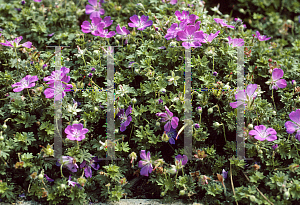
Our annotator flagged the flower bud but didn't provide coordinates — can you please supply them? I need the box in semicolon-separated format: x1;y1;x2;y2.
77;177;87;186
247;124;253;130
2;123;7;130
179;190;185;196
197;107;202;114
45;147;54;156
60;184;66;190
213;122;221;128
129;152;137;161
115;129;119;134
208;108;213;114
131;31;136;37
0;134;4;141
72;120;79;125
116;6;121;11
161;132;169;142
132;98;137;104
38;173;44;180
94;107;99;112
156;122;160;127
161;192;165;196
257;150;263;154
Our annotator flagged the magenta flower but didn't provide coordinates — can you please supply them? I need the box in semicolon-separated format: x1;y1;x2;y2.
202;30;220;43
164;22;188;41
175;11;199;24
138;150;153;177
88;73;92;78
156;106;179;132
56;156;78;172
116;105;132;132
85;0;105;19
162;0;177;4
116;24;130;35
128;15;153;31
21;0;26;5
254;31;271;41
11;75;38;92
249;125;277;141
97;27;116;38
33;0;41;2
269;68;287;90
44;82;73;101
48;33;54;36
64;123;89;141
230;84;258;109
285;109;300;140
81;17;105;36
214;18;235;29
177;25;205;49
228;36;244;47
80;156;101;178
43;67;73;101
0;36;32;48
43;67;70;85
158;99;163;104
100;16;113;28
195;124;200;129
91;67;96;72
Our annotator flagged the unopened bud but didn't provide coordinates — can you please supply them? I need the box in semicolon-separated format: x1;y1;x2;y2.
247;124;253;130
208;108;213;114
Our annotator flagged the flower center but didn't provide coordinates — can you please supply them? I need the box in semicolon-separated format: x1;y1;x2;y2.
120;114;127;123
21;79;28;88
186;35;194;43
94;4;100;11
90;23;97;32
73;129;80;138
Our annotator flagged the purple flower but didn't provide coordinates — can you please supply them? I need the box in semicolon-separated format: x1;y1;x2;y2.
167;127;177;144
116;24;130;36
116;105;132;132
228;36;244;47
80;156;101;178
44;82;73;101
34;0;41;2
11;75;38;92
214;18;235;29
43;67;73;101
48;33;54;36
43;64;47;69
64;123;89;141
162;0;177;5
158;46;166;50
15;8;22;11
81;17;105;36
156;106;179;132
175;155;188;166
21;1;26;5
138;150;153;176
230;84;258;108
68;175;82;189
285;109;300;140
88;73;92;78
175;11;199;24
222;169;228;179
91;67;96;72
194;124;200;129
85;0;105;19
202;30;220;43
292;80;296;85
254;31;271;41
97;27;116;38
128;15;153;31
187;4;194;7
19;193;25;198
213;71;218;76
56;156;78;172
164;22;187;41
269;68;287;90
128;61;135;68
272;144;278;150
0;36;32;48
44;174;54;182
158;99;163;104
249;125;277;141
177;25;205;49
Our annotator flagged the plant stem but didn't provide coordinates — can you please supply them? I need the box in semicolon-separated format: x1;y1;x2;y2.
15;48;19;76
27;88;33;108
60;165;65;178
271;88;277;112
217;105;226;141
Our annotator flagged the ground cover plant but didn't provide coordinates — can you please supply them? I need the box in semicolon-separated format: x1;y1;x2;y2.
0;0;300;204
